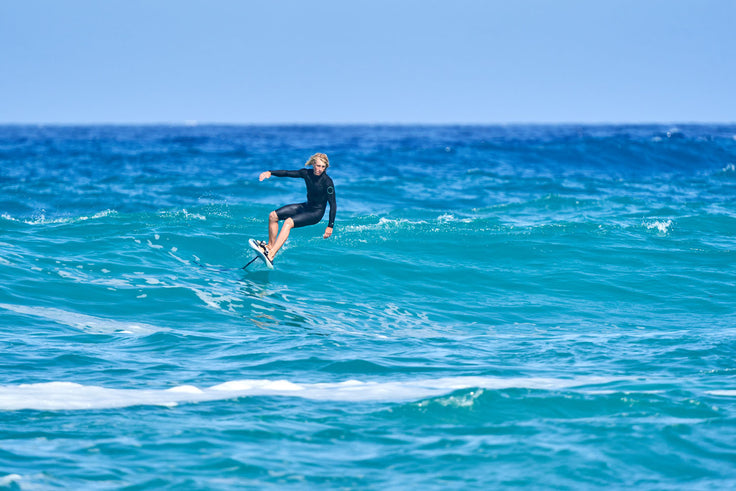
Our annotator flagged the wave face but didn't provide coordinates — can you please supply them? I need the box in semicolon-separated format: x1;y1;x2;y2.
1;124;736;489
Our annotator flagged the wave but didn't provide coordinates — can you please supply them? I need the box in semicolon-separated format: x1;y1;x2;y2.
707;390;736;397
0;475;21;487
0;303;165;335
0;209;117;225
0;376;633;411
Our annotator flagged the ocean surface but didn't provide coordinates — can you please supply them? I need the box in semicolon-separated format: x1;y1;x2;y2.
1;124;735;489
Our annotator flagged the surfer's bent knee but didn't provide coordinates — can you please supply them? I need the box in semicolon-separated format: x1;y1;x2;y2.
284;218;294;228
269;211;279;221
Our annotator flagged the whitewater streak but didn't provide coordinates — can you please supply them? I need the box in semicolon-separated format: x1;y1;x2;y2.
0;376;633;410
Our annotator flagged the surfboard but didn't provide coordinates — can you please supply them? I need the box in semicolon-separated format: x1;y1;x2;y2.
247;238;274;270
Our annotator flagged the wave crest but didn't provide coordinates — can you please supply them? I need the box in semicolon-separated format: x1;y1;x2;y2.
0;376;630;411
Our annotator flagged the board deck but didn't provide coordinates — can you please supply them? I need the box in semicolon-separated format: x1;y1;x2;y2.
248;238;274;269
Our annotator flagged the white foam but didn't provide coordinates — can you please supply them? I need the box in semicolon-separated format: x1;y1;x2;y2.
645;219;672;234
147;239;164;249
378;217;425;226
160;209;206;221
191;287;241;313
21;209;116;225
169;251;191;265
343;217;427;233
437;213;473;223
0;303;164;335
0;474;22;486
0;376;629;411
706;390;736;396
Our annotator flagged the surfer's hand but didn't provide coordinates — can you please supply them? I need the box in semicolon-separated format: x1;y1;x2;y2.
323;227;333;239
259;171;271;181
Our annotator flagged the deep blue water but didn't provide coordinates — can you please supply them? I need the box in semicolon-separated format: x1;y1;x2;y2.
1;124;736;489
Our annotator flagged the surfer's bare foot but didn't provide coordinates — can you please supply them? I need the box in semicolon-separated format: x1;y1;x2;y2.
258;242;275;261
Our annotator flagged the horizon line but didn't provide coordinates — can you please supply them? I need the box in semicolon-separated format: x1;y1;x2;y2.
2;120;735;127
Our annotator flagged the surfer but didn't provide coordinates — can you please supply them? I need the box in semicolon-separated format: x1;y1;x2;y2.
253;153;336;267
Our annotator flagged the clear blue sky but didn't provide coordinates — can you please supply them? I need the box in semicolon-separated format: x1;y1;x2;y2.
1;0;734;124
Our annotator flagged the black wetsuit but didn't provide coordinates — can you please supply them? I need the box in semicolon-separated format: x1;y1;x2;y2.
270;168;336;229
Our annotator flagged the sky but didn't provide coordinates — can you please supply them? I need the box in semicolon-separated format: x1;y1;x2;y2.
1;0;734;124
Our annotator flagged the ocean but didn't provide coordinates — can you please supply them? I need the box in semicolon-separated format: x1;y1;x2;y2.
1;124;735;489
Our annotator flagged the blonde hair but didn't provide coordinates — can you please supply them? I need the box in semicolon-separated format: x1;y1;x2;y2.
305;153;329;168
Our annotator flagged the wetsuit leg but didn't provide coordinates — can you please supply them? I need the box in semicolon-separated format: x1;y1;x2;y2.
275;203;306;221
274;202;325;229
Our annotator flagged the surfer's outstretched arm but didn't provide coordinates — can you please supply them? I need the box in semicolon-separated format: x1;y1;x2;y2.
261;170;304;180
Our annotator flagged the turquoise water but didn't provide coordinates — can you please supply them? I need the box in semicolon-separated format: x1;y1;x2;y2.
1;124;735;489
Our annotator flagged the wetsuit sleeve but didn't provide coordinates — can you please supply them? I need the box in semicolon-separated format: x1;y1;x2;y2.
327;181;336;228
270;169;305;178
